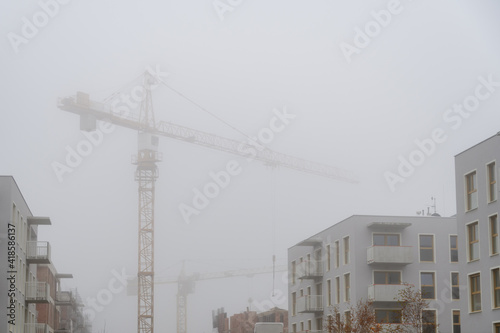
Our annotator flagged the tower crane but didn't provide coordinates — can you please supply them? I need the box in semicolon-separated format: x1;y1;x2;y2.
128;264;288;333
57;71;357;333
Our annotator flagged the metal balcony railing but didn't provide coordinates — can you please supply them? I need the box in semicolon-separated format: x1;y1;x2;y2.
297;295;323;313
56;291;74;306
25;282;50;303
24;323;49;333
297;260;323;279
26;241;51;264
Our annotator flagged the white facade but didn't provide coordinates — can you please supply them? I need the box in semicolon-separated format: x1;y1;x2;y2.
455;133;500;333
288;215;460;333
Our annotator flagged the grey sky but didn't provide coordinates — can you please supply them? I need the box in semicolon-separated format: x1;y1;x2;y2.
1;0;500;332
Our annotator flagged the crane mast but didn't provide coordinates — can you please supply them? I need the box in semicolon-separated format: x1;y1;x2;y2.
134;73;160;333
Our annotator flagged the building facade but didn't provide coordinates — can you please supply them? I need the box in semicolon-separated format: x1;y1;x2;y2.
288;215;460;333
455;133;500;333
1;176;90;333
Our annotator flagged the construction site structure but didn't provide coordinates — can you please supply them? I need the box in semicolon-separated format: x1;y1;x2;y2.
58;71;357;333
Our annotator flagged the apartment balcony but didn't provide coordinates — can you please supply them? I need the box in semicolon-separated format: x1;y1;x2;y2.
56;291;75;306
25;282;50;303
26;241;51;264
367;246;413;265
25;323;50;333
368;284;409;302
297;260;323;280
55;319;72;333
297;295;323;314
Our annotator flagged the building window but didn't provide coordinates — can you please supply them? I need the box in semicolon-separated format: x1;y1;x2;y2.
344;273;350;302
422;310;437;333
343;237;350;265
335;277;340;304
493;268;500;309
491;215;499;255
488;162;497;202
300;322;303;332
334;241;340;268
467;222;480;261
466;171;478;210
420;235;434;262
292;323;296;333
326;244;331;271
450;235;458;262
495;322;500;333
421;272;436;299
291;261;296;284
375;309;401;324
452;310;460;333
451;272;460;300
373;233;400;246
327;279;332;306
307;320;311;331
316;318;322;331
469;273;481;312
292;292;296;316
374;271;401;285
345;310;351;328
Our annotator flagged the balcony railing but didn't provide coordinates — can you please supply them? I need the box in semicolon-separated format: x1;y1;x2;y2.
56;291;74;306
297;260;323;280
25;323;50;333
26;241;51;264
25;282;50;303
297;295;323;313
367;246;413;264
55;319;73;333
368;284;410;302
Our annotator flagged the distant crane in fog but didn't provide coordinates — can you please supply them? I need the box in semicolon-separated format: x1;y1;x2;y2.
58;71;357;333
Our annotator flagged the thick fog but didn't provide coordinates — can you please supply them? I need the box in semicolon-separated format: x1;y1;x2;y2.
1;1;500;332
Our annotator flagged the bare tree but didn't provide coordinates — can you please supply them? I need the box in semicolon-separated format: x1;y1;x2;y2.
385;285;439;333
324;299;383;333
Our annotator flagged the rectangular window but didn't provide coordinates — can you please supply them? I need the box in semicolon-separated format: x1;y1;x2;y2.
421;272;436;299
374;271;401;285
468;222;480;261
291;261;296;284
450;235;459;262
422;310;437;333
488;162;497;202
292;323;296;333
451;272;460;300
335;277;340;304
345;311;351;329
493;268;500;309
375;309;401;324
326;244;331;271
495;323;500;333
316;318;322;331
343;237;350;265
469;273;481;312
420;235;434;262
327;279;332;306
307;320;311;331
334;241;340;268
300;322;304;332
491;215;499;255
344;273;350;302
373;233;400;246
292;292;296;316
452;310;460;333
466;171;478;210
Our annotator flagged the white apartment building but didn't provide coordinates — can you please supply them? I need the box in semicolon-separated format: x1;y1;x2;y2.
455;133;500;333
288;215;460;333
